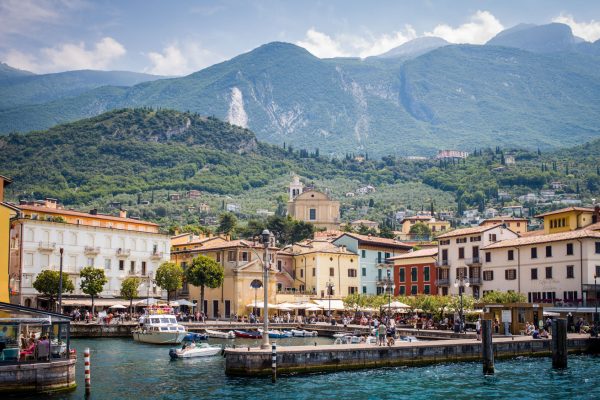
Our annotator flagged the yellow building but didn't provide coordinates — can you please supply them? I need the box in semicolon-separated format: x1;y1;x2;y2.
0;176;19;303
479;217;529;235
535;207;597;234
286;176;340;230
400;216;451;235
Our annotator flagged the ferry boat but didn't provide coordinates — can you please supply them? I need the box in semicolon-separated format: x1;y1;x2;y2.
132;306;188;344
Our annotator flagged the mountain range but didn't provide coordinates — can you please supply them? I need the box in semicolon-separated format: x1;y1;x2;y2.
1;22;600;156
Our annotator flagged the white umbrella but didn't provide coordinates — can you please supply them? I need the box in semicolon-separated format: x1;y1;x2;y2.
305;305;322;312
175;299;196;307
109;304;127;309
246;301;276;308
277;307;293;312
276;302;298;309
292;302;315;309
389;301;411;309
135;298;159;306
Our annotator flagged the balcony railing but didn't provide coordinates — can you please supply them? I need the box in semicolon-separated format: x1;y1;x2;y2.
84;246;100;255
468;277;482;285
435;278;450;286
150;251;163;260
116;248;131;257
464;257;481;266
38;242;56;252
437;259;450;268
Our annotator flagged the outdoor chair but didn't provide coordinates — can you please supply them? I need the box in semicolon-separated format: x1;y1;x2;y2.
35;342;50;361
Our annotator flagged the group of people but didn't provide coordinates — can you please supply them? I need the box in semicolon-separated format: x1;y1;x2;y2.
18;332;50;361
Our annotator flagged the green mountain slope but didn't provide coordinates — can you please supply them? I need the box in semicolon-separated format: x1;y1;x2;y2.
0;68;166;110
2;41;600;157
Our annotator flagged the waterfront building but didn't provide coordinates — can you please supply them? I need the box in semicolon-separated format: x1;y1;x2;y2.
332;233;412;295
8;199;170;308
436;224;519;298
479;217;529;234
170;236;289;318
387;248;438;296
0;176;19;303
481;228;600;305
287;176;340;231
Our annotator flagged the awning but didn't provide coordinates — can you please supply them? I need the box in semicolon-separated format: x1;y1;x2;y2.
109;304;127;309
312;299;346;311
543;311;561;317
60;298;129;307
175;299;196;307
246;301;276;308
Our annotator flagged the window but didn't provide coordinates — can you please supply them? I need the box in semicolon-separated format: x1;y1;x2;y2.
312;268;315;277
424;285;430;294
348;269;357;278
399;286;406;295
469;236;481;242
348;287;358;295
141;261;146;276
377;252;382;263
241;252;248;262
546;246;552;257
489;234;497;242
440;240;450;246
531;268;538;280
441;249;448;263
399;268;405;282
130;261;135;273
361;267;366;277
485;252;491;262
329;267;334;277
411;285;418;295
505;269;516;280
119;260;124;271
596;242;600;254
309;208;316;220
216;253;221;262
597;265;600;276
385;252;391;259
228;251;236;262
378;269;382;279
508;250;514;261
483;271;494;281
531;247;537;259
456;267;467;280
458;247;465;259
87;257;94;267
277;260;282;272
566;265;574;279
362;286;367;294
456;238;467;244
545;266;552;279
411;267;418;282
300;269;304;278
361;250;366;258
424;267;430;282
566;243;574;256
104;259;111;270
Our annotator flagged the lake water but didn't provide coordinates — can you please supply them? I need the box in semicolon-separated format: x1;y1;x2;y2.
21;337;600;400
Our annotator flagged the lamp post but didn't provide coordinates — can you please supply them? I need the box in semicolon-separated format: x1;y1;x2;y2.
454;270;470;333
261;229;272;349
385;269;394;317
250;279;263;322
326;281;335;322
58;248;64;313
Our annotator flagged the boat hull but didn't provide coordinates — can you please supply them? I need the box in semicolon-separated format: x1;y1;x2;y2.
234;330;262;339
169;346;221;359
133;330;187;344
205;329;235;339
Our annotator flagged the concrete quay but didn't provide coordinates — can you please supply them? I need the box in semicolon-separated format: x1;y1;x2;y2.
224;334;592;376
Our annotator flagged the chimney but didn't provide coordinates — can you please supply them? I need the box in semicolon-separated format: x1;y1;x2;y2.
44;198;58;209
119;209;127;219
89;209;97;215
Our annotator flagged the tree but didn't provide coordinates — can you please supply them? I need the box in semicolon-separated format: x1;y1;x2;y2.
409;222;431;238
120;277;141;314
217;212;237;235
481;291;526;304
80;267;108;312
32;270;75;312
185;255;224;315
155;262;184;304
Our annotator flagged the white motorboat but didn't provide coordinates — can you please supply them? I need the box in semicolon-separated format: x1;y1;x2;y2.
204;329;235;339
133;308;187;344
291;329;318;337
169;343;222;359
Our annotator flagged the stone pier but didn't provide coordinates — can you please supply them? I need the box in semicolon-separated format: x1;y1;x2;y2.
0;358;77;394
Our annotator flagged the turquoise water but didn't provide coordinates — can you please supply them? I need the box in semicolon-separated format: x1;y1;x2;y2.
23;338;600;400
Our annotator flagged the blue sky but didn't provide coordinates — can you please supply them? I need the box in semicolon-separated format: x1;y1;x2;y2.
1;0;600;75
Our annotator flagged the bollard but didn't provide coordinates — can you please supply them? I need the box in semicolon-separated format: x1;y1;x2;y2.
552;319;568;369
481;319;494;375
84;347;91;394
271;343;277;383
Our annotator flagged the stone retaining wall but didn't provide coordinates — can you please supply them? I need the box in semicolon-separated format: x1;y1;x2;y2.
0;358;76;394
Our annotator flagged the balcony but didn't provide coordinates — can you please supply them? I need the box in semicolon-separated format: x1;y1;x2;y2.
150;251;163;260
437;259;450;268
464;257;481;266
468;277;482;285
38;242;56;252
116;248;131;258
435;278;450;286
84;246;100;256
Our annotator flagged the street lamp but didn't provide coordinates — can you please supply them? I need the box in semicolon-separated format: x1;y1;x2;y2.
454;270;470;333
58;248;64;313
261;229;272;349
383;269;394;317
326;281;335;322
250;279;263;321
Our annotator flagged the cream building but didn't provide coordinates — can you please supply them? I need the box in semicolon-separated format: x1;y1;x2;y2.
286;177;340;230
479;217;529;235
400;216;451;235
9;200;170;308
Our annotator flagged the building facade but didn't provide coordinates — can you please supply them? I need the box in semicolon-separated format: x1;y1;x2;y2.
436;224;519;298
9;200;170;308
388;248;438;296
333;233;412;295
479;217;529;235
1;176;19;303
286;176;340;230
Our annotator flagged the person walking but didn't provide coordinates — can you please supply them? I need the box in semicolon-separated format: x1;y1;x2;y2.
476;318;482;341
378;323;386;346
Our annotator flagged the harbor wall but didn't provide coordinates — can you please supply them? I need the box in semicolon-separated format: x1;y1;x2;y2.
0;358;76;394
224;336;591;376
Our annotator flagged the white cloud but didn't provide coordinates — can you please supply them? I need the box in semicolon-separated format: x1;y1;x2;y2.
425;10;503;44
553;14;600;42
296;26;417;58
144;42;219;76
3;37;126;73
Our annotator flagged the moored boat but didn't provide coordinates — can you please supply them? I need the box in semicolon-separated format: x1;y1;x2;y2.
234;330;262;339
291;329;318;337
132;306;188;344
183;332;208;341
169;343;222;359
204;329;235;339
259;329;292;338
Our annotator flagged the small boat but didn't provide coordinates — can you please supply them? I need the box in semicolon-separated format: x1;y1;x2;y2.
259;329;292;339
204;329;235;339
234;330;262;339
333;332;348;339
291;329;319;337
183;332;208;341
132;310;187;344
169;343;222;359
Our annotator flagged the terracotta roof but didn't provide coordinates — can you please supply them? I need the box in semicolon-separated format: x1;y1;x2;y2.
534;207;594;218
518;230;545;237
482;229;600;250
291;240;357;256
402;216;433;221
435;224;503;239
334;233;412;249
0;175;13;185
479;217;528;224
586;222;600;231
387;248;437;260
17;204;158;226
